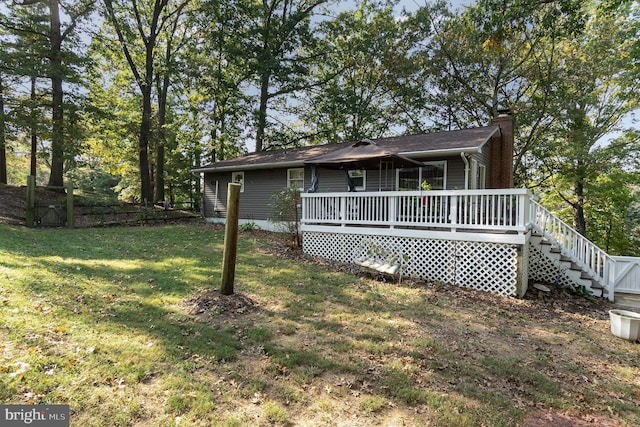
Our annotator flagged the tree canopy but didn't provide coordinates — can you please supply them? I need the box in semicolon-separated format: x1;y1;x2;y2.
2;0;639;253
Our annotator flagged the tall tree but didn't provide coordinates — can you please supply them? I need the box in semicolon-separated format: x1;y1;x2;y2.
540;131;640;254
84;30;143;200
249;0;330;151
1;1;50;181
535;2;640;235
103;0;190;202
1;0;92;187
0;21;7;184
47;0;65;187
0;74;6;184
412;0;585;181
297;0;425;145
153;0;191;202
192;0;252;162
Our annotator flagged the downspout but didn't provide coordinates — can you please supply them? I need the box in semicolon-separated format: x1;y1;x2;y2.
214;180;219;216
461;152;470;190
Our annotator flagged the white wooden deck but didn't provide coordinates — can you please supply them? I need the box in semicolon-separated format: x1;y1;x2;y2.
302;189;531;244
300;189;640;301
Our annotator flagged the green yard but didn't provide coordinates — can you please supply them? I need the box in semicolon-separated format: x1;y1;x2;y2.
0;224;638;426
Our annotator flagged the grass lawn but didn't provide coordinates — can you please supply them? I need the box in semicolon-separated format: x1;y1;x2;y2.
0;223;639;426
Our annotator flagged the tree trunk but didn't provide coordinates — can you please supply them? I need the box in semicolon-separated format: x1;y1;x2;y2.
573;178;587;236
210;127;217;163
154;72;169;203
255;69;270;152
139;81;153;202
193;147;201;211
138;30;157;203
0;75;7;184
30;76;38;177
47;0;65;188
154;138;164;202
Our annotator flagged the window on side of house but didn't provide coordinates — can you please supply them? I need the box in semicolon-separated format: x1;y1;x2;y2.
470;159;486;189
422;161;446;190
287;168;305;190
348;170;366;191
478;165;486;189
231;171;244;192
397;167;420;191
397;161;446;191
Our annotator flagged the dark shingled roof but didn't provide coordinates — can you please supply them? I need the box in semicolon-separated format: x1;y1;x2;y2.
192;126;500;173
305;140;425;170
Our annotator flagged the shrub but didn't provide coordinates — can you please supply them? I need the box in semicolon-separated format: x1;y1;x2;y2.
269;188;302;247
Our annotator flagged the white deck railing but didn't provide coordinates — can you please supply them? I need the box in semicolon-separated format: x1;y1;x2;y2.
529;200;615;297
301;189;531;233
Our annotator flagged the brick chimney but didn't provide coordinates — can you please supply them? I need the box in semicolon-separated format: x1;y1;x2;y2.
488;110;514;189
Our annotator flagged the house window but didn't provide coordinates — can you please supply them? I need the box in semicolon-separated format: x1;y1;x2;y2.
397;161;446;190
287;168;305;190
348;170;366;191
470;159;486;189
398;168;420;191
422;161;446;190
478;165;486;189
231;171;244;192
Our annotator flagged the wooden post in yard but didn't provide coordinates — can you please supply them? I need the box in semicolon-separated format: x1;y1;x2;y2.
220;182;241;295
66;180;74;229
26;175;35;227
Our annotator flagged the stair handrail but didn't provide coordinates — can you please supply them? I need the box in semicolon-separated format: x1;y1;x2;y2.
530;200;615;300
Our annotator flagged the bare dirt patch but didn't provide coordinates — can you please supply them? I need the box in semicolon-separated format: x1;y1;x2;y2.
184;289;260;320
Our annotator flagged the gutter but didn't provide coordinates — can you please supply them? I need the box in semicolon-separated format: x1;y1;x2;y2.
191;160;306;174
399;146;483;158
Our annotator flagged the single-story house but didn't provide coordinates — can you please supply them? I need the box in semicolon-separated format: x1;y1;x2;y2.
192;112;640;302
193;113;515;227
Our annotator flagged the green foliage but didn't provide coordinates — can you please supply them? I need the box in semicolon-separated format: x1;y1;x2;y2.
297;0;427;143
67;167;118;204
360;396;386;413
263;401;289;425
239;222;259;232
166;393;190;415
2;0;639;254
539;128;640;255
245;0;330;151
245;327;272;345
268;188;302;247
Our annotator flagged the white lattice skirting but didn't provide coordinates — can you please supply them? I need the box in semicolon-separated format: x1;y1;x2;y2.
528;243;577;289
303;231;527;297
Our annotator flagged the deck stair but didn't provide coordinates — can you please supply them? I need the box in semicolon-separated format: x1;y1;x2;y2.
528;231;607;298
529;201;610;299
